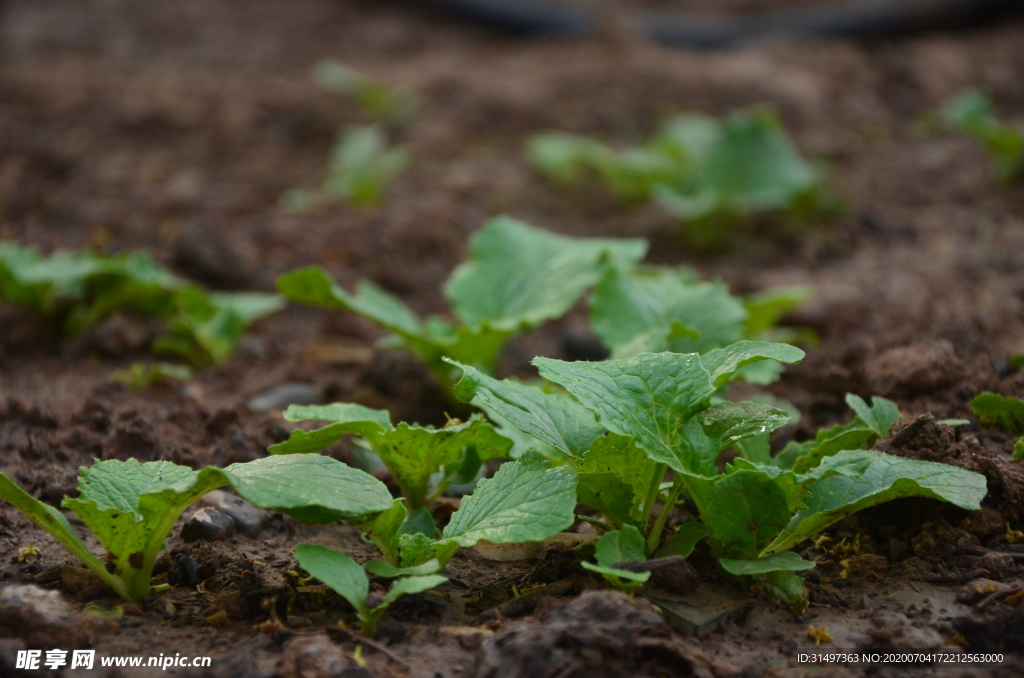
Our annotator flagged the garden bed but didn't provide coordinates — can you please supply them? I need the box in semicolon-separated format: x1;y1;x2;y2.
2;0;1024;676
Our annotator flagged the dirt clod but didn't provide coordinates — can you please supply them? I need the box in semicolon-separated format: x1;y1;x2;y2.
862;340;966;397
279;634;350;678
0;584;94;648
650;558;701;595
477;590;702;678
974;552;1018;581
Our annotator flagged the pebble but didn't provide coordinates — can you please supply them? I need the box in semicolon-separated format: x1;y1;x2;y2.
0;585;93;648
247;382;319;413
279;634;350;678
180;508;236;543
198;490;267;538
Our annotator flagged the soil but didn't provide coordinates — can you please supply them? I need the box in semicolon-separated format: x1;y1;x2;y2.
3;0;1024;676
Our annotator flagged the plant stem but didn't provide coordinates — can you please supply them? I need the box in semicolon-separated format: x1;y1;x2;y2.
640;463;668;533
423;481;451;508
647;475;685;556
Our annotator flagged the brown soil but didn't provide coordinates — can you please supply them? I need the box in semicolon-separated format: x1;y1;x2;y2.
3;0;1024;676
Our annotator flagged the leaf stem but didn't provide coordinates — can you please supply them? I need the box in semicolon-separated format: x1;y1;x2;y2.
640;463;668;534
646;475;685;556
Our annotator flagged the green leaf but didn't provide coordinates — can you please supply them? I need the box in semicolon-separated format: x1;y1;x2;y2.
756;569;806;606
708;469;790;559
446;359;603;458
399;533;437;568
763;450;987;556
321;125;411;208
374;418;511;508
971;392;1024;435
580;562;651;593
0;472;130;601
577;434;658;523
365;559;442;578
590;266;747;357
734;433;772;465
593;524;646;567
845;394;900;438
699;340;805;388
656;522;707;559
380;574;448;607
444;215;647;332
699;401;793;451
441;452;578;548
294;544;369;614
225;454;395;524
355;500;408;566
534;352;718;477
269;403;392;455
719;551;816;575
743;286;815;339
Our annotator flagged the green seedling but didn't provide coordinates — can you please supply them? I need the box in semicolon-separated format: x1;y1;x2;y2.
293;544;446;637
527;108;838;248
283;61;417;212
932;89;1024;182
447;345;987;606
0;456;393;602
110;362;192;390
970;392;1024;459
0;243;283;366
277;216;647;399
270;404;511;510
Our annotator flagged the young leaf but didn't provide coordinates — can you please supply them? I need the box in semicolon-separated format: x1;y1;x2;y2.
365;559;442;577
756;569;807;607
719;551;816;576
294;544;370;615
707;469;790;559
441;451;578;548
444;215;647;332
971;392;1024;435
762;451;987;556
699;401;793;452
582;525;652;595
589;266;747;357
743;286;815;339
446;358;603;458
845;394;900;439
534;352;718;477
699;340;805;388
270;403;392;455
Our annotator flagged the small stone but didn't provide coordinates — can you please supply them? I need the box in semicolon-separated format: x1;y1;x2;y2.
198;490;267;538
650;558;701;595
180;508;235;543
859;593;874;610
247;383;319;413
280;634;349;678
975;552;1017;581
0;585;92;648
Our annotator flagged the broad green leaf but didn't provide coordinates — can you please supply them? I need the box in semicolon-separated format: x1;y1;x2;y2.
525;133;604;184
444;215;647;332
656;522;707;559
276;266;422;338
446;359;603;458
590;266;747;357
699;401;793;452
734;433;772;465
269;403;392;455
442;452;578;547
708;469;790;559
845;394;900;438
399;533;437;568
580;562;650;593
577;434;658;522
763;451;987;556
593;524;646;567
225;454;395;524
374;418;511;508
719;551;815;575
321;125;411;208
365;559;442;578
778;420;874;474
381;574;448;607
0;472;129;600
534;352;718;477
294;545;369;614
699;341;805;388
971;392;1024;435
